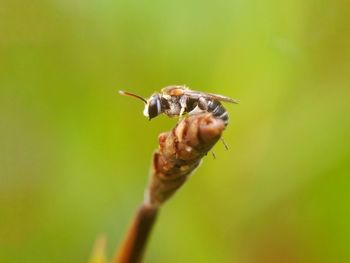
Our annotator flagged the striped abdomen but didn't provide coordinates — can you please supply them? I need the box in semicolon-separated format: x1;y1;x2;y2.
206;99;229;126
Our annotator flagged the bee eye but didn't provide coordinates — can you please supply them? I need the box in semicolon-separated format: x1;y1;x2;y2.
148;96;160;119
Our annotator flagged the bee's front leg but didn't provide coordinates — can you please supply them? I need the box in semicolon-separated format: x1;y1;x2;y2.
179;107;185;117
178;96;188;120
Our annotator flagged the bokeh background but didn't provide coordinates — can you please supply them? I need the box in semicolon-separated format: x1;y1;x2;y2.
1;0;350;262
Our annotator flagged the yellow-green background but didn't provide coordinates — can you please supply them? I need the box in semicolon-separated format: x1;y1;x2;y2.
1;1;349;262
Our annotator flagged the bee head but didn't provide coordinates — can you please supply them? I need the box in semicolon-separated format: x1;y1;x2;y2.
144;94;161;120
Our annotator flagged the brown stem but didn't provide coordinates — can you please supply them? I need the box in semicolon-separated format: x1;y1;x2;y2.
114;204;158;263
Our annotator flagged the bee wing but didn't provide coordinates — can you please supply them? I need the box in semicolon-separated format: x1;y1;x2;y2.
182;89;238;104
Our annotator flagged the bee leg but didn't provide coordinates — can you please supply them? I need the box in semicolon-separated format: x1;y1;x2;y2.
211;151;216;159
220;137;229;150
179;106;186;117
176;108;185;121
178;96;188;120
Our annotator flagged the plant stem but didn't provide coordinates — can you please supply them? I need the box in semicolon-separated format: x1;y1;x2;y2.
114;204;158;263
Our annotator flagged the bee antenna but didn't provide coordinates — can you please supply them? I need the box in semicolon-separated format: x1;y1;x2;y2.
119;90;147;104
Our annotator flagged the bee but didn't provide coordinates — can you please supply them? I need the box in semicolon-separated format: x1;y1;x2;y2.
119;85;238;126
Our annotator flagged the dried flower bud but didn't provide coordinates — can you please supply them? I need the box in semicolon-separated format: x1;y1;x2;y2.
145;113;225;207
114;113;227;263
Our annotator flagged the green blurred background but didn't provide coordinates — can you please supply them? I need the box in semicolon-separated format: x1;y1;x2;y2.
1;0;349;262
